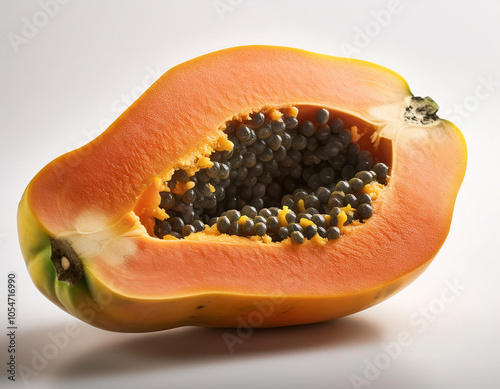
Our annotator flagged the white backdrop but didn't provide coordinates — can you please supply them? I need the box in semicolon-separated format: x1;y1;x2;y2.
1;1;499;388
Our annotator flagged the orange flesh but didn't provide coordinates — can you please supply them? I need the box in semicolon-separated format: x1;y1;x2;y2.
24;46;466;303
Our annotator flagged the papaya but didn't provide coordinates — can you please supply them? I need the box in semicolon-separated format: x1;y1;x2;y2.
18;46;467;332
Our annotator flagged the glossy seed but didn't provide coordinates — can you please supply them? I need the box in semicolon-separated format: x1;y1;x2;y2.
277;226;289;240
373;162;389;178
315;108;329;124
348;177;364;193
182;224;196;237
241;205;258;218
160;192;176;209
304;224;318;239
266;216;280;234
192;219;205;232
357;203;373;219
255;222;267;236
299;120;315;137
358;193;372;205
291;230;305;244
326;226;341;240
170;217;185;233
311;214;327;229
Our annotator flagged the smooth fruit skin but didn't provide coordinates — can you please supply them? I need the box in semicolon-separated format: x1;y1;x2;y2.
18;46;467;332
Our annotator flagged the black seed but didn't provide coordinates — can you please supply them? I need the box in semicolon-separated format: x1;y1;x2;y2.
235;166;248;181
218;163;230;179
285;210;297;224
358;193;372;205
348;143;360;156
206;162;220;178
243;176;257;187
192;219;205;232
289;164;303;179
324;141;339;158
257;125;272;139
373;162;389;179
291;134;307;151
249;197;264;210
258;171;273;185
272;120;286;135
281;194;295;209
315;108;330;124
215;186;225;202
341;165;356;180
329;207;342;225
170;231;182;239
326;226;341;240
264;159;279;174
259;208;272;218
319;167;335;184
287;223;303;234
355;171;374;185
335;180;351;193
293;189;308;203
173;169;189;183
255;222;267;236
238;186;251;201
291;230;305;244
204;194;217;209
357;203;373;219
182;224;196;237
228;221;240;235
183;211;196;224
170;217;185;233
266;216;280;234
249;112;265;128
328;192;344;209
348;177;364;193
315;124;331;141
307;174;322;191
249;161;264;177
304;224;318;239
343;194;359;208
281;132;292;149
254;215;267;224
274;146;287;162
267;134;282;151
224;121;235;134
241;205;258;218
339;129;352;145
252;139;267;155
182;188;196;203
269;207;280;216
160;192;176;209
304;207;319;215
304;195;321;210
257;146;274;162
222;148;233;160
311;214;327;228
230;154;243;169
253;182;267;198
277;226;289;240
356;161;373;172
283;116;298;130
330;118;343;133
242;219;255;236
297;212;312;221
226;210;241;222
307;136;319;151
299;120;315;137
315;187;331;204
157;220;172;236
236;125;251;142
330;154;347;170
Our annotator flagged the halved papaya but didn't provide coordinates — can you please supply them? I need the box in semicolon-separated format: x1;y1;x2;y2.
18;46;466;332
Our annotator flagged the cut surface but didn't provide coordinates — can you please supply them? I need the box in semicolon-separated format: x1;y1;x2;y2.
18;46;467;331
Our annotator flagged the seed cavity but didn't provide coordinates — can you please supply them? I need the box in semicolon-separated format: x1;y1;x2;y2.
152;106;390;244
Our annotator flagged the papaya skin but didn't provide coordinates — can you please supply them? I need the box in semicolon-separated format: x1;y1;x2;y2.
18;46;467;332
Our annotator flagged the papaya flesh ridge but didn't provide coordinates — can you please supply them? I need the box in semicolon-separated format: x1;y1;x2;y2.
17;46;467;332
